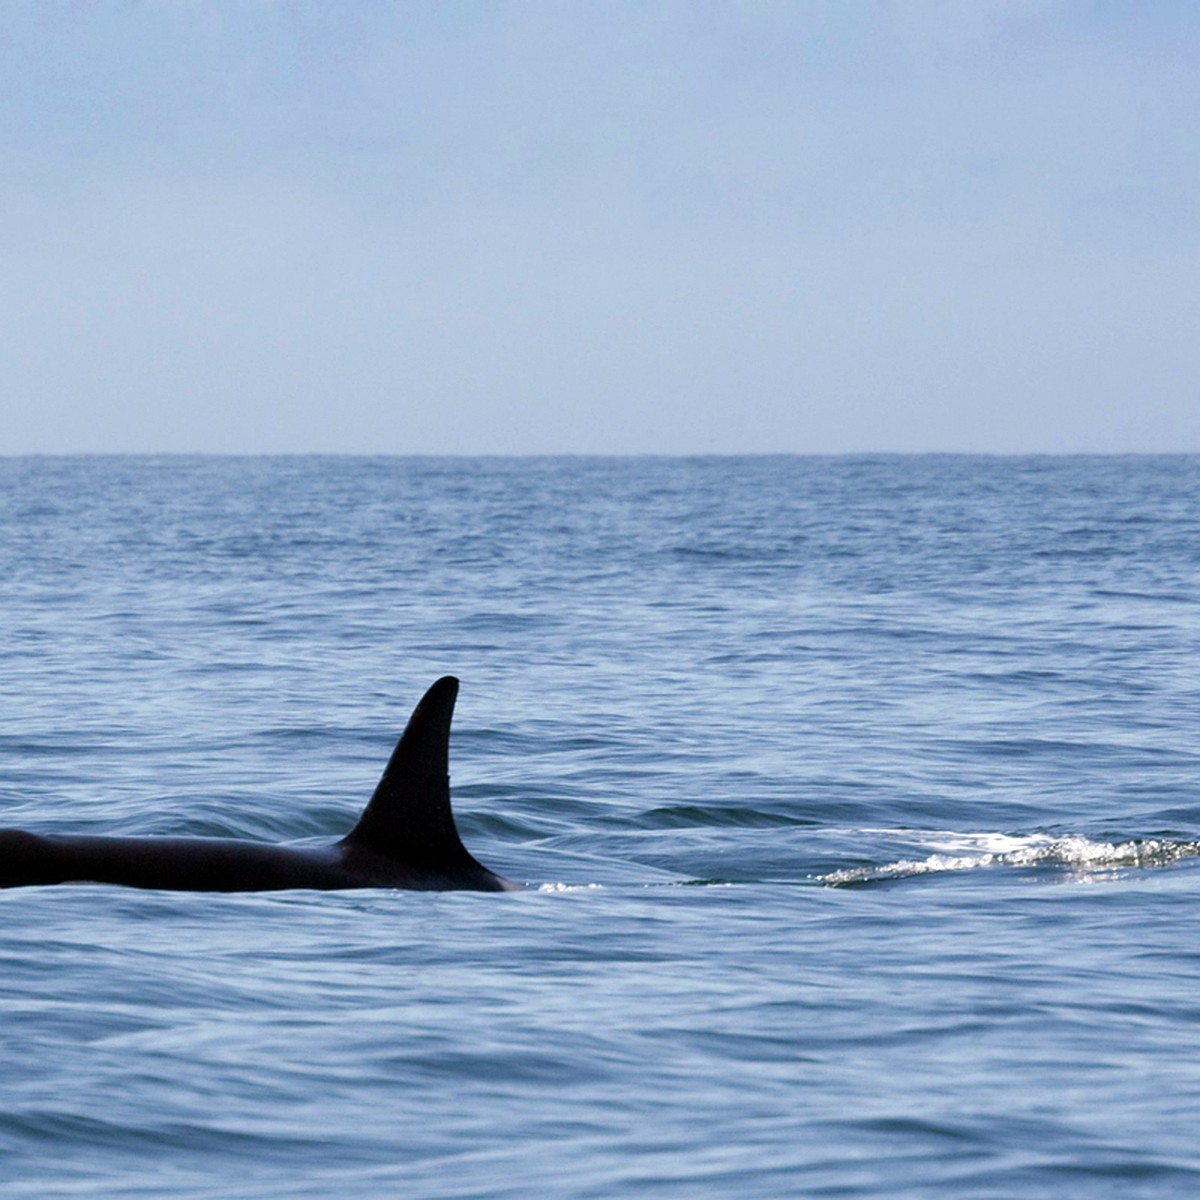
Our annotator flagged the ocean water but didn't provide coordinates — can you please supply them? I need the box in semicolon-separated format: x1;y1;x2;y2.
1;454;1199;1198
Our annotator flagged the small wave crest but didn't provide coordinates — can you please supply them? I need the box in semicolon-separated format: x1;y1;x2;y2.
822;831;1200;886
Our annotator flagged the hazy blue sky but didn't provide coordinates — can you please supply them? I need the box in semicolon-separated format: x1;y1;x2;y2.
3;2;1197;454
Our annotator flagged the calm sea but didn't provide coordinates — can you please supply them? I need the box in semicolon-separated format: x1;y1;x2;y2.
1;455;1199;1198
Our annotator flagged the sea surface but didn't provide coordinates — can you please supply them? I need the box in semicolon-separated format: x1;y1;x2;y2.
1;454;1199;1198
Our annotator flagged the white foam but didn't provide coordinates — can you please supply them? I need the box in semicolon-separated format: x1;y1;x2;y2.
822;833;1200;886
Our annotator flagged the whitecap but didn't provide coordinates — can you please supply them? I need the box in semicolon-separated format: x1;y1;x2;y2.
822;833;1200;886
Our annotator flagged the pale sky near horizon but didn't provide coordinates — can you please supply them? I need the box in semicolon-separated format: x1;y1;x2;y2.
2;2;1197;455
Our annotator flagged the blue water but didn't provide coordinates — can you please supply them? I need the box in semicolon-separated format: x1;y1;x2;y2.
2;455;1199;1198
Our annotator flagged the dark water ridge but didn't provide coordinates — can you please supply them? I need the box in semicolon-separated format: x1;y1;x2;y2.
2;455;1199;1197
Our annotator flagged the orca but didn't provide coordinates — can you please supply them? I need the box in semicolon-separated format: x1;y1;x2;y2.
0;677;518;893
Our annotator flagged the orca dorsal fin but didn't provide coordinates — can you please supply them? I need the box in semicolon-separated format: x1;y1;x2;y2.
341;676;488;879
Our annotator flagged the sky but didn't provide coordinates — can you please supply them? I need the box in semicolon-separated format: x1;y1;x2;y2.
2;1;1197;455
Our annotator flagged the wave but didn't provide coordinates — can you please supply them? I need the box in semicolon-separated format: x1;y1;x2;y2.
822;830;1200;886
